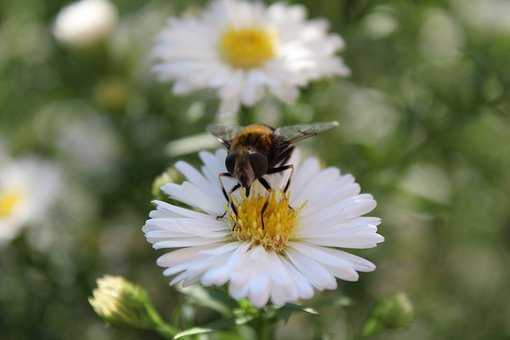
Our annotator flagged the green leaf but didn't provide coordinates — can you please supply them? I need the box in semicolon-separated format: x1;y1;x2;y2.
362;319;383;337
177;285;234;317
361;293;414;337
283;303;319;315
173;327;213;339
335;296;353;307
173;317;252;339
273;303;319;323
208;287;240;310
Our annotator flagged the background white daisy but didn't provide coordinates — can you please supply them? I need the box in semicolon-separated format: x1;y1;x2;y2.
152;0;350;115
143;149;383;307
53;0;118;49
0;156;62;243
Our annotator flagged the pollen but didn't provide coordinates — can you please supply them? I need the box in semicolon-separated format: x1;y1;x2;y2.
229;190;298;253
219;26;277;69
0;190;22;218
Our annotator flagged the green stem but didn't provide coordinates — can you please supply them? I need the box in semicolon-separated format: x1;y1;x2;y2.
147;304;178;339
239;106;257;126
255;317;274;340
154;323;178;339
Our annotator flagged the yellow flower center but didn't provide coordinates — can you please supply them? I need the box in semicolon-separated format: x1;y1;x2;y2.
0;190;22;218
219;27;277;69
229;190;298;253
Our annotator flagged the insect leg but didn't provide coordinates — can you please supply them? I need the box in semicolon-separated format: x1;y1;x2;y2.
258;177;272;229
267;164;295;211
267;164;294;193
218;172;233;201
258;177;272;192
230;183;241;194
217;173;239;220
274;145;295;167
229;183;241;219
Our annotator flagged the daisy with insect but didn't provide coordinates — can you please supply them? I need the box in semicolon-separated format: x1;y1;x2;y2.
152;0;350;115
143;123;383;307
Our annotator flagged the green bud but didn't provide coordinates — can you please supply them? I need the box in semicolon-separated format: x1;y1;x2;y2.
235;299;260;318
362;292;414;336
152;167;182;199
94;78;129;112
89;275;175;337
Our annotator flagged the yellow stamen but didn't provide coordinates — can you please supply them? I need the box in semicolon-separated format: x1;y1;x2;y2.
229;190;298;253
219;26;277;69
0;191;22;218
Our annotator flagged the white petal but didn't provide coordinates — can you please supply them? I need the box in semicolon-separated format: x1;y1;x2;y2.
280;257;314;299
302;176;361;215
152;238;223;249
175;161;218;197
149;200;213;221
285;248;337;290
302;233;385;249
300;194;377;226
156;244;220;267
297;216;381;237
268;252;298;304
199;242;241;256
310;247;376;272
162;182;224;215
144;218;227;235
289;242;359;281
201;243;249;286
270;282;289;307
229;278;250;300
199;149;226;173
289;157;321;205
247;275;271;307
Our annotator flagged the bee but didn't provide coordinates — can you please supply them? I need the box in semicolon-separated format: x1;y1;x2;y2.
208;121;339;226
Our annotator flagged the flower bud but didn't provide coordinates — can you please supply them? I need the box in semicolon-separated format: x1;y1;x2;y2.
362;292;414;336
89;275;160;330
152;167;182;199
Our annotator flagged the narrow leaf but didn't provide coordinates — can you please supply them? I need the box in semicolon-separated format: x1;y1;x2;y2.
177;285;233;316
274;303;319;323
173;327;212;339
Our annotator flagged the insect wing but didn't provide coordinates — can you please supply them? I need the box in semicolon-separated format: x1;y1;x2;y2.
274;121;339;143
207;124;242;146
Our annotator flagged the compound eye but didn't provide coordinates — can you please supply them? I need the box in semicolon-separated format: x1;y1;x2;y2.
248;152;268;178
225;153;237;173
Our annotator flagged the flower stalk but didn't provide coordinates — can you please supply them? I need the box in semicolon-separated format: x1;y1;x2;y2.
255;315;275;340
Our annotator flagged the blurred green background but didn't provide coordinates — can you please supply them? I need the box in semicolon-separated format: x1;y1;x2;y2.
1;0;510;339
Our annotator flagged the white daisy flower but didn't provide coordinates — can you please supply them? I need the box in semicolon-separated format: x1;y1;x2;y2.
53;0;118;49
152;0;350;115
0;157;62;243
143;150;383;307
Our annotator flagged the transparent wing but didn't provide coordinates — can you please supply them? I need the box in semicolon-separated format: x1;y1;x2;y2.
207;124;242;146
274;121;339;143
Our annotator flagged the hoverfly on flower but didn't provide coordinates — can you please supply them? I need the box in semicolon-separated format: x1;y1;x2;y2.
208;122;338;227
